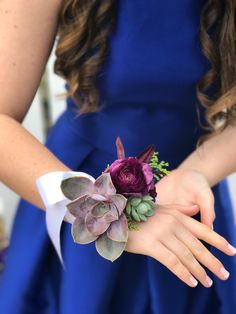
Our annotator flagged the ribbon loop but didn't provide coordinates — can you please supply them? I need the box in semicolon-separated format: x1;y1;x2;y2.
36;171;95;268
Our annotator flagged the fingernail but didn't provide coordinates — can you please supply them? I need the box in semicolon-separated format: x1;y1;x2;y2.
220;267;230;279
205;275;213;287
211;224;214;230
189;276;198;287
228;244;236;254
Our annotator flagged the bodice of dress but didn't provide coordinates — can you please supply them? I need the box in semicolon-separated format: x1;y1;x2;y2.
64;0;210;169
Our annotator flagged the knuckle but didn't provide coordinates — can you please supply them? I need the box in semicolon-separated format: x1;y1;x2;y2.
182;249;194;262
190;259;204;275
212;210;216;220
217;236;228;247
167;255;181;270
209;192;215;203
191;239;204;253
210;258;222;270
195;268;208;282
155;221;171;237
170;209;179;216
201;224;212;237
164;214;176;226
176;265;189;280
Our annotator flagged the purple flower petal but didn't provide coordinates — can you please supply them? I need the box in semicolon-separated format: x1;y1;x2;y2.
61;176;94;200
108;157;150;195
72;218;98;244
107;214;128;242
85;212;111;236
108;194;127;215
94;173;116;195
107;159;123;173
67;195;97;219
142;163;154;185
95;233;127;262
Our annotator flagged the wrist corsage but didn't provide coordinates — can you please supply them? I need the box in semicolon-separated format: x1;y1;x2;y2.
36;137;170;266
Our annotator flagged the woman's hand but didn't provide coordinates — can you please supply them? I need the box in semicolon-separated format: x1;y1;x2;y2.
125;205;236;288
154;168;215;228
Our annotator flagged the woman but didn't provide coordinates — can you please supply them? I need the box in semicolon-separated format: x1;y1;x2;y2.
0;0;235;313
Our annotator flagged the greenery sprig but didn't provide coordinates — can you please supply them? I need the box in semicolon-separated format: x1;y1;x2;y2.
149;152;171;181
126;215;139;230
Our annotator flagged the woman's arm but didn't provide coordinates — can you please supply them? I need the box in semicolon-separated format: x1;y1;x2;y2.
0;0;70;210
178;124;236;187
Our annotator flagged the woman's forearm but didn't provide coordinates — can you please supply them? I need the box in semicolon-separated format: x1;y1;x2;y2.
178;125;236;187
0;114;71;210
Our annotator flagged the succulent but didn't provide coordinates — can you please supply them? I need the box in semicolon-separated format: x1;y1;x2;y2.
125;194;156;223
61;173;128;262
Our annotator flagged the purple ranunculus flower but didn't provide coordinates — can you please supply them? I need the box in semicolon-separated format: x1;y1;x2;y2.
107;157;154;196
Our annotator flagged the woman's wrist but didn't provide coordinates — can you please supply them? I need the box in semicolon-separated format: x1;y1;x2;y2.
178;125;236;187
177;151;217;188
177;151;231;188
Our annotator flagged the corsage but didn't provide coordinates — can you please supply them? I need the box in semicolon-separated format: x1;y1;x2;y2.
36;137;170;266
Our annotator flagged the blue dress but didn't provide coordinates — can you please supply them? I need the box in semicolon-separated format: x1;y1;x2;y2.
0;1;236;313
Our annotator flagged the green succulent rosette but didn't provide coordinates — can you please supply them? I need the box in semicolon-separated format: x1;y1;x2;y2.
125;195;156;229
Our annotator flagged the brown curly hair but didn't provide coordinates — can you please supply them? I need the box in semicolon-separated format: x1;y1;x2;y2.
54;0;236;147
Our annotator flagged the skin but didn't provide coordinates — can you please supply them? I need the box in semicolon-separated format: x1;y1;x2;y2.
0;0;235;289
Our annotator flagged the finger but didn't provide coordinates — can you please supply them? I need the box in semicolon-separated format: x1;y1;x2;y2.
172;210;236;257
174;223;230;281
196;187;215;228
156;203;199;216
162;234;213;287
149;241;198;288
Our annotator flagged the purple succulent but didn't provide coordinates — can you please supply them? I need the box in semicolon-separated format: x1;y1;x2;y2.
61;173;128;261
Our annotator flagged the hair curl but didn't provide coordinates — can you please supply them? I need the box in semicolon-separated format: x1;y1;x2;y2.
54;0;236;146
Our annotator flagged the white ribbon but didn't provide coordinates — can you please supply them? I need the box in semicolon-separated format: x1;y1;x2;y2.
35;171;95;268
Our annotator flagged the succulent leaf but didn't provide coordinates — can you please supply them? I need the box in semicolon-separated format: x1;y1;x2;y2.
143;195;153;201
145;209;155;217
61;176;94;200
107;214;128;242
94;173;116;195
139;214;147;222
85;212;111;236
130;197;142;207
126;202;132;215
90;194;107;202
142;202;152;211
145;200;156;209
102;204;119;222
67;195;97;219
131;208;141;222
95;233;126;262
108;194;127;215
136;203;149;214
72;219;98;244
91;202;110;217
